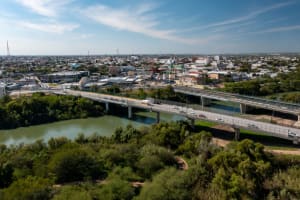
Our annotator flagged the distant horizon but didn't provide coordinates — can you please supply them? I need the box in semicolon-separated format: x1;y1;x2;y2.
1;0;300;55
1;51;300;57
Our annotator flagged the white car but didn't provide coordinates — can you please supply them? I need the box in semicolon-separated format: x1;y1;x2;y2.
216;118;223;122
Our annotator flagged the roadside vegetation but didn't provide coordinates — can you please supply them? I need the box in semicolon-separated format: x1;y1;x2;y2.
221;65;300;103
0;121;300;200
0;93;104;129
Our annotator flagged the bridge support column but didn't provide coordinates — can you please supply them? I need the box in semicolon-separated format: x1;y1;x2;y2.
240;103;248;114
240;104;255;114
233;127;240;141
128;106;132;119
190;118;195;130
201;96;211;108
105;102;109;112
156;112;160;124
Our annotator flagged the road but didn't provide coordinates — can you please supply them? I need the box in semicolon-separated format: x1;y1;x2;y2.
174;86;300;116
9;89;300;144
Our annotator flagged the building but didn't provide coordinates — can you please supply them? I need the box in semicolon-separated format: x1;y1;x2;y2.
39;71;89;83
207;71;229;80
179;70;207;85
195;57;210;66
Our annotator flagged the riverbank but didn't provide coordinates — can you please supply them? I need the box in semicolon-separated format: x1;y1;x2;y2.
0;111;185;146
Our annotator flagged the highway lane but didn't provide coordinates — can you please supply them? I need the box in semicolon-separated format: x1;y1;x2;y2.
62;89;300;143
8;89;300;143
174;86;300;116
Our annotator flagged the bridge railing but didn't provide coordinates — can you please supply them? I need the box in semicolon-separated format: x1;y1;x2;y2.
174;86;300;111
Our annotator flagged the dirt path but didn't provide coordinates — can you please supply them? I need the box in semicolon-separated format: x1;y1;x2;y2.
212;137;300;155
266;149;300;156
176;156;189;170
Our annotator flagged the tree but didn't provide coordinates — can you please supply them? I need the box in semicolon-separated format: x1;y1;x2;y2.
208;140;271;199
1;176;53;200
49;149;105;183
136;168;191;200
136;144;177;179
96;177;135;200
52;185;93;200
0;162;13;188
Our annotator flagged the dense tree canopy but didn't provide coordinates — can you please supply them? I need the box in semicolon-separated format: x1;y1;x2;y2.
0;93;104;129
0;119;299;199
222;65;300;100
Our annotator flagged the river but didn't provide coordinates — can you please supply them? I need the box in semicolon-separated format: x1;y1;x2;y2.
0;112;185;146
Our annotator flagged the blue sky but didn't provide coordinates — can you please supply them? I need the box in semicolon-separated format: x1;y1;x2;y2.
1;0;300;55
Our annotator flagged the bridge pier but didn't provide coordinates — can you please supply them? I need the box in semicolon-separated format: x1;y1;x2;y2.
105;102;109;112
233;127;240;141
128;106;132;119
190;118;195;130
156;112;160;123
201;96;211;108
240;103;254;114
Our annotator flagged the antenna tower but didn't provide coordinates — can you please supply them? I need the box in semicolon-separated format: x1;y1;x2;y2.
6;41;10;56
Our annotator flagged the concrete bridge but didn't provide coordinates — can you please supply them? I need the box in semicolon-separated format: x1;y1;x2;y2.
43;89;299;144
174;86;300;121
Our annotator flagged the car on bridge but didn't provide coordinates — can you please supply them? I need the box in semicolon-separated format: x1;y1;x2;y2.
288;130;297;138
198;114;206;119
216;118;223;122
247;124;258;129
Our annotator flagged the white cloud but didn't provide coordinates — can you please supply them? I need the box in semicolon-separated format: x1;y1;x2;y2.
19;21;79;34
82;4;217;45
182;1;294;32
254;25;300;34
16;0;72;17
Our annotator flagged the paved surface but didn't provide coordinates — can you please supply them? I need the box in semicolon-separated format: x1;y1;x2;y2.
174;86;300;116
9;89;300;143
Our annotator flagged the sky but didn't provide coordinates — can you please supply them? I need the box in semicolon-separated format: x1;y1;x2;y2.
1;0;300;55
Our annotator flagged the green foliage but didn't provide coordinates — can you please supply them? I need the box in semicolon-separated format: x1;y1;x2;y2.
265;166;300;199
48;137;70;150
96;177;136;200
136;168;191;200
123;85;185;101
136;144;177;178
106;85;121;94
208;139;272;199
52;185;93;200
49;148;105;183
143;121;191;149
0;94;104;129
222;66;300;99
1;176;53;200
108;166;142;182
177;131;213;157
0;162;13;188
112;124;142;144
0;121;299;199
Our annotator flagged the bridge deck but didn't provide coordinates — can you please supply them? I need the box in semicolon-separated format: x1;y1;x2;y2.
9;89;300;143
174;86;300;116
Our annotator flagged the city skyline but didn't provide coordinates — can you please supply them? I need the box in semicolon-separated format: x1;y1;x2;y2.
1;0;300;55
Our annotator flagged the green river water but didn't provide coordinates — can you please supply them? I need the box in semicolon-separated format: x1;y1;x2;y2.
0;112;185;146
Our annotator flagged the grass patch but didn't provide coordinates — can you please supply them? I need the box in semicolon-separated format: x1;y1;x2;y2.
195;120;216;128
265;146;300;151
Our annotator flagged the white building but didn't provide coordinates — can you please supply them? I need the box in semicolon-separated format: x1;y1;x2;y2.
195;57;210;66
